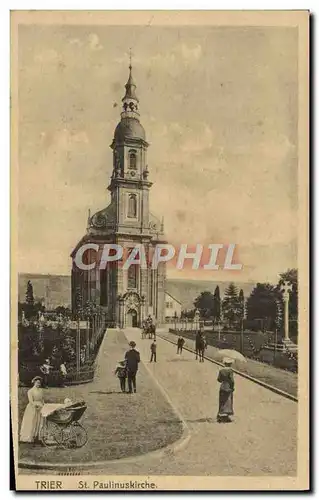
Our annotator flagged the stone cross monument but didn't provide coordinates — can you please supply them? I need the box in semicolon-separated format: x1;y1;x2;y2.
280;281;293;342
194;308;200;332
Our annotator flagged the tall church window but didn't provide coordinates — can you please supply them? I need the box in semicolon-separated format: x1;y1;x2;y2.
100;269;108;306
149;270;153;306
127;265;138;289
127;248;139;289
129;151;137;170
128;194;137;218
127;248;138;289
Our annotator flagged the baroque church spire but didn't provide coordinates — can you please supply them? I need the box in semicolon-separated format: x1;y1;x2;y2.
121;51;140;119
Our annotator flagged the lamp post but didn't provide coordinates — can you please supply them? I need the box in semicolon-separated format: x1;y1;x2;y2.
274;327;278;363
280;281;293;343
240;316;244;354
76;317;81;376
86;317;90;362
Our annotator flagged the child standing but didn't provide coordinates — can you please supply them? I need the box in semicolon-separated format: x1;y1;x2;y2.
177;336;185;354
150;340;157;362
114;360;127;392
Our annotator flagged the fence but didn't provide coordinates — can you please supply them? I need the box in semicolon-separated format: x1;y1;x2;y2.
167;318;298;341
18;313;107;387
168;326;298;373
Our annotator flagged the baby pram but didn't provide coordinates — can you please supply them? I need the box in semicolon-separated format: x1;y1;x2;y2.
41;401;88;448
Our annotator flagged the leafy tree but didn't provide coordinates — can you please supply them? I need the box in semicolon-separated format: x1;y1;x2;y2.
181;309;194;319
194;291;214;319
61;334;76;362
222;283;241;328
212;286;221;325
246;283;277;331
55;306;71;317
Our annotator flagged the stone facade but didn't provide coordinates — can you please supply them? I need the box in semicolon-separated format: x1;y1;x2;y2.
70;63;166;327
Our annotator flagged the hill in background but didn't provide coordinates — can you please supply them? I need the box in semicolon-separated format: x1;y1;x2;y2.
18;273;72;309
18;273;256;311
166;279;255;309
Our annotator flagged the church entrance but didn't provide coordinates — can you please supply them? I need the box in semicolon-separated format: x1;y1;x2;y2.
127;309;138;328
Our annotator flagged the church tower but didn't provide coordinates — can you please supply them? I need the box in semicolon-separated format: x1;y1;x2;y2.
71;61;166;328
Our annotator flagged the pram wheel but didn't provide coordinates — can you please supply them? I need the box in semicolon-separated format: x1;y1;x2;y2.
41;421;63;447
61;422;88;449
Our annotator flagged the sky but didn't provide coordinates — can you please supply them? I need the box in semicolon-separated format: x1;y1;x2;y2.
17;23;298;284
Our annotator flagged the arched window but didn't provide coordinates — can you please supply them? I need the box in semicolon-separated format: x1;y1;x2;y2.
127;264;138;289
127;248;138;289
129;151;137;170
100;269;108;306
128;194;137;218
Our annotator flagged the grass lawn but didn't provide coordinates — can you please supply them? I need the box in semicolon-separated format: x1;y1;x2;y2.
18;330;183;465
163;331;298;398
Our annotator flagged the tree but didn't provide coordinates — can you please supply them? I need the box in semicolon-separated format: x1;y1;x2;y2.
75;286;83;319
239;288;245;320
194;291;214;319
222;283;241;328
23;280;44;320
55;306;71;317
181;309;194;319
25;281;34;305
246;283;278;331
212;286;221;325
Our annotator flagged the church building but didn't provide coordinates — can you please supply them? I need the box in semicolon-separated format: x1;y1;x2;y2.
70;62;166;327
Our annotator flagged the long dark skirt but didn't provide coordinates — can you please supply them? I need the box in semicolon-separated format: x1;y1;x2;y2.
218;389;234;417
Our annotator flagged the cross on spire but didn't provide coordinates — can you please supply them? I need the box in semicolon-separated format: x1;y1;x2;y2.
129;47;133;70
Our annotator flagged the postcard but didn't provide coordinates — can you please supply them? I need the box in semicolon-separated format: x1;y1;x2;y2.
11;10;309;491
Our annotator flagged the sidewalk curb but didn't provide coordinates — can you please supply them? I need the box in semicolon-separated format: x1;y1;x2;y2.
158;334;298;403
18;423;190;471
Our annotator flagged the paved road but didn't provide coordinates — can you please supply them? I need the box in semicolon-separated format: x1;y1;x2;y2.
24;328;297;476
78;328;297;476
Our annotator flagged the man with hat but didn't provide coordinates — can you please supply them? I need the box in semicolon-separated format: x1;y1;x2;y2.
124;341;140;393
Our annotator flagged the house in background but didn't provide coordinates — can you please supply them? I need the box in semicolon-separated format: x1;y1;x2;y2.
165;292;182;320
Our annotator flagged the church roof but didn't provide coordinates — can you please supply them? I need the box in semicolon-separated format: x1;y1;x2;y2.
123;64;139;102
114;117;146;142
165;291;182;305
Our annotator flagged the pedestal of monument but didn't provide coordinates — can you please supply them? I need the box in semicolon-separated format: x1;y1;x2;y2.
281;338;298;352
265;338;298;353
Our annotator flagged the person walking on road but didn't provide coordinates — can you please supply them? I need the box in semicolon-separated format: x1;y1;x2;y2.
124;341;140;393
150;340;157;362
217;358;235;423
177;336;185;354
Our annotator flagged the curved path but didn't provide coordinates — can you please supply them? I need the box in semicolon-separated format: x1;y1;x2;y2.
73;328;297;476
